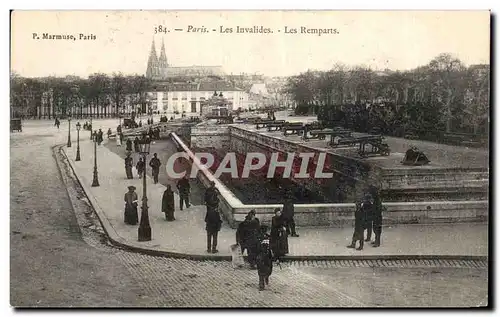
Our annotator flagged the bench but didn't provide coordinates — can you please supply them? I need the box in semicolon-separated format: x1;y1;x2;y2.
282;123;304;136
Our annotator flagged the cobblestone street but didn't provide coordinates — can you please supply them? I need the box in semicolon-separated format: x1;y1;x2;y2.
10;121;488;307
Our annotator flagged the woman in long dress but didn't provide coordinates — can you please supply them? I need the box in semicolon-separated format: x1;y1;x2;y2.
162;185;175;221
124;186;138;225
270;208;289;261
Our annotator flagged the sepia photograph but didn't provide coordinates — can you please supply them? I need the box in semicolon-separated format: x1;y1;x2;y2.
9;9;490;308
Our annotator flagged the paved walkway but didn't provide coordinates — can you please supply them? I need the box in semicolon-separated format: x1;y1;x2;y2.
63;139;488;258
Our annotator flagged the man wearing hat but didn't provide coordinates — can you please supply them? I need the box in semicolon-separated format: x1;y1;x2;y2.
347;194;372;251
124;153;134;179
204;181;220;213
124;186;139;225
149;153;162;184
282;189;299;237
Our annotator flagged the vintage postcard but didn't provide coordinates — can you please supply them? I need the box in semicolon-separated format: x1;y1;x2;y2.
10;10;490;308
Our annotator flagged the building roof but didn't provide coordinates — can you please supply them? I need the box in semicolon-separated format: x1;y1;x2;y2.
249;83;269;95
164;81;242;92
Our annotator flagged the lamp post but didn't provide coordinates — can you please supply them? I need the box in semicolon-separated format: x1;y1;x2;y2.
89;116;93;140
138;136;152;241
76;122;81;161
67;112;72;147
91;130;100;187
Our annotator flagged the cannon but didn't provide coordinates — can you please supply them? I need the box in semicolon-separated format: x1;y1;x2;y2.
267;122;286;132
356;135;391;157
282;122;304;136
256;120;284;130
401;147;430;166
10;118;22;132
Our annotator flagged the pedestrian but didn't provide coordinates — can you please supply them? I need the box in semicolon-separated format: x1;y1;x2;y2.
136;157;145;178
370;187;383;247
364;192;374;243
148;127;154;140
97;129;104;145
156;128;161;139
347;194;372;251
205;204;223;253
125;153;134;179
107;128;112;139
204;181;220;213
117;125;122;135
236;211;260;269
256;230;273;291
83;122;87;130
124;186;138;225
119;132;124;143
126;138;133;152
134;136;140;153
149;153;161;184
138;120;142;128
162;185;175;221
176;175;191;210
282;190;299;237
92;130;97;142
116;133;122;147
54;118;60;129
270;208;289;261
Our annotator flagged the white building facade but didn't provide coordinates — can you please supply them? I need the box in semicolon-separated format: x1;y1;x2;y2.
147;82;250;115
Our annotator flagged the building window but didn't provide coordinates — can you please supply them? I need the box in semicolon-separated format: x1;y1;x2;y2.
191;97;197;101
200;97;205;100
172;97;178;100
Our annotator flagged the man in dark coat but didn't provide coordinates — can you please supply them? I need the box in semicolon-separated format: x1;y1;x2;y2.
205;206;222;253
370;187;383;247
134;137;140;152
126;138;133;152
176;175;191;210
204;181;220;213
282;191;299;237
136;157;145;178
97;129;104;145
236;211;260;269
162;185;175;221
149;153;161;184
347;195;371;251
125;153;133;179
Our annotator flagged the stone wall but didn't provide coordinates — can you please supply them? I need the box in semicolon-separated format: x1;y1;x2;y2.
191;124;230;150
171;131;488;229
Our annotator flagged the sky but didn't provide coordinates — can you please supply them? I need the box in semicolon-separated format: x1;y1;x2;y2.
10;10;490;78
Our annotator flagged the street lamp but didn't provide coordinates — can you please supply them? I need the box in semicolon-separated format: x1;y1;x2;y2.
76;122;81;161
138;136;152;242
67;113;72;147
91;130;100;187
89;116;93;140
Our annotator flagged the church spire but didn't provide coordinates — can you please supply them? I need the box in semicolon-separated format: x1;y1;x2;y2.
159;38;168;68
146;39;159;79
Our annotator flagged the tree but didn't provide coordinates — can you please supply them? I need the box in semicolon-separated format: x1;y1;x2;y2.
87;73;110;118
110;73;127;117
428;53;467;132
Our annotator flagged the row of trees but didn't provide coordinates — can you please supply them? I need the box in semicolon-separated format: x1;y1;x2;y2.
10;73;153;119
285;53;490;135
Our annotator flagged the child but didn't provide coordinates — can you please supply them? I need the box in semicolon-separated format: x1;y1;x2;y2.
256;226;273;291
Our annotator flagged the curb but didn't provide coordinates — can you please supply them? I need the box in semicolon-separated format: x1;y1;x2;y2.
58;143;488;263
